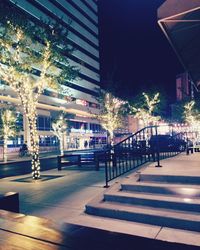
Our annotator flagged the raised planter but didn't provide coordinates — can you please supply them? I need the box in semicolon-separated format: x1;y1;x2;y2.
0;192;19;213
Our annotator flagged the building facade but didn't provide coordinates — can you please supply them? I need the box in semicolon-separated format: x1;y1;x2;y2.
0;0;107;152
176;72;191;101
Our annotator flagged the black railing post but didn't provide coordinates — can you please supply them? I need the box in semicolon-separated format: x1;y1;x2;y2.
104;155;109;188
155;126;162;167
112;153;117;168
94;152;100;171
78;155;81;167
57;156;61;171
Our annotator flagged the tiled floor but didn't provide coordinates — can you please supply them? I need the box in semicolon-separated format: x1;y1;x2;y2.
1;168;106;223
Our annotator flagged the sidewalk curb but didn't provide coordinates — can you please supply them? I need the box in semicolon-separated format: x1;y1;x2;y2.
0;149;103;166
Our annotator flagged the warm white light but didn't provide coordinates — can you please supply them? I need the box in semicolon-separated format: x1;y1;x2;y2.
183;198;192;203
0;24;53;178
184;101;200;139
0;21;74;179
130;92;160;127
95;92;126;146
0;109;17;162
52;116;67;155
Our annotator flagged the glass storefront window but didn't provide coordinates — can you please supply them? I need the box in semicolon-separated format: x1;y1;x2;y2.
89;123;103;132
39;136;59;146
37;116;51;131
0;135;24;148
70;121;87;130
16;113;23;130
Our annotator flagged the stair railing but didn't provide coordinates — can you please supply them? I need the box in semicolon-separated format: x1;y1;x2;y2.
96;125;188;187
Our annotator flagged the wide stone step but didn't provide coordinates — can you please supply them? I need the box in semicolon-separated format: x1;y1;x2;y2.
140;174;200;184
104;191;200;212
121;182;200;198
86;201;200;232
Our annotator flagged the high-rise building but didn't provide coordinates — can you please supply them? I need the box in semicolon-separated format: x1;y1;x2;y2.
0;0;107;151
176;72;190;101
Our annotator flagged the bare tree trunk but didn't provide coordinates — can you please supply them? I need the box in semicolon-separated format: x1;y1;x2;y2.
28;112;40;179
3;135;8;162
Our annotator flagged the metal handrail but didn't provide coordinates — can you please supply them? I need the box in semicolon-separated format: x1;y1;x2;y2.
96;125;186;187
114;125;157;148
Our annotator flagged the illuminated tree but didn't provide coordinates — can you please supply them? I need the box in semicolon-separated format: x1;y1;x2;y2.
184;101;200;130
95;92;126;146
0;108;17;162
52;115;67;156
0;8;77;179
52;112;73;155
129;92;161;127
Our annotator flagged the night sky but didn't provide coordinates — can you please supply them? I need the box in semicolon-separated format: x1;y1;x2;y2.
98;0;183;102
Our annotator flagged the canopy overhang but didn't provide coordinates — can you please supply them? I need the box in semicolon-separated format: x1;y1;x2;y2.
158;0;200;91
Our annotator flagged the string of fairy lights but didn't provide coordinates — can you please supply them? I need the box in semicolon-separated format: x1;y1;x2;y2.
184;101;200;129
0;21;53;179
52;115;67;156
0;109;16;162
130;92;160;127
97;92;126;146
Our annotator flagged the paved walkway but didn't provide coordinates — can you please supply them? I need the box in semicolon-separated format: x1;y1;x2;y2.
142;153;200;177
0;152;200;248
0;167;106;224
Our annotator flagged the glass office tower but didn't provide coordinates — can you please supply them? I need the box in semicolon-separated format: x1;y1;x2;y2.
0;0;106;151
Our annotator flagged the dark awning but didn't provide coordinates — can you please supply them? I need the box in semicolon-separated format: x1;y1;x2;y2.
158;0;200;90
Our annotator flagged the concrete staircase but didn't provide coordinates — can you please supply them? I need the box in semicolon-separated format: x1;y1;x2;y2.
85;173;200;232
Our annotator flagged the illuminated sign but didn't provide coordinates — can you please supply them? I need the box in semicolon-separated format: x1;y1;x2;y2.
76;99;88;106
70;128;93;134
